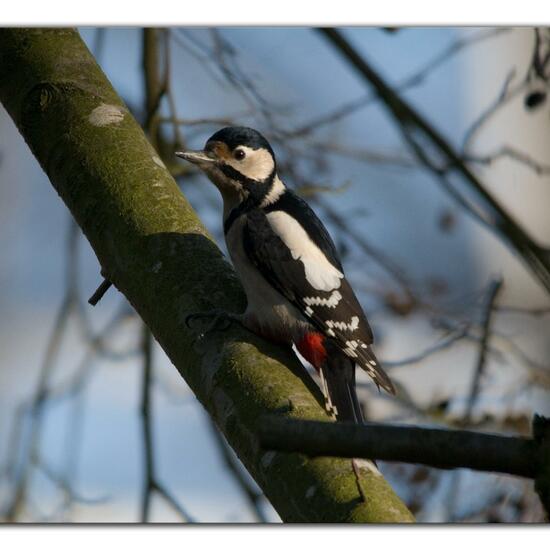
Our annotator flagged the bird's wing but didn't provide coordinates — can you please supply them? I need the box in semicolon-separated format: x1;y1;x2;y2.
243;195;394;394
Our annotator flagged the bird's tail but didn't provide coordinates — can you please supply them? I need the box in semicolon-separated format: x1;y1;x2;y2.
321;344;382;480
320;344;364;424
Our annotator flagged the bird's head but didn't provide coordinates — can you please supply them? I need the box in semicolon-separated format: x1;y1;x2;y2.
176;126;278;205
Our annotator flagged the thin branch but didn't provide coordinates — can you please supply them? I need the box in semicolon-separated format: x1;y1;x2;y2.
1;290;136;521
381;327;469;368
3;276;74;520
495;305;550;316
464;146;550;176
138;28;194;525
403;28;511;90
463;28;550;155
443;279;503;520
140;326;154;522
152;480;194;522
158;112;254;128
162;30;184;150
288;28;510;139
462;69;523;152
319;28;550;296
208;420;268;522
138;326;194;523
170;30;228;88
463;279;504;424
312;195;416;298
312;141;417;169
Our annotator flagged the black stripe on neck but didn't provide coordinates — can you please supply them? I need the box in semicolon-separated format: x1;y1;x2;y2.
222;167;276;235
219;164;271;194
224;195;256;235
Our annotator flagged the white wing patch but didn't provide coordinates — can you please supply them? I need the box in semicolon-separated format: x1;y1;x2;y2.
266;211;344;292
325;316;360;333
304;290;342;308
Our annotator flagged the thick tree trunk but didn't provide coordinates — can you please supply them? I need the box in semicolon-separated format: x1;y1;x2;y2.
0;28;413;523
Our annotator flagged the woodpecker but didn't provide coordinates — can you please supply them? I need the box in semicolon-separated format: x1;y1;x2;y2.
176;127;395;423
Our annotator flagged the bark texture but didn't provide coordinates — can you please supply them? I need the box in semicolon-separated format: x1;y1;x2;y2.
0;28;414;523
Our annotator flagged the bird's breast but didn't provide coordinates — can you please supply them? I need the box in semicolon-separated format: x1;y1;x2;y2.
225;216;310;343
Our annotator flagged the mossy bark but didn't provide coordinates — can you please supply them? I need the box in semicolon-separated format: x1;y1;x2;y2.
0;28;414;523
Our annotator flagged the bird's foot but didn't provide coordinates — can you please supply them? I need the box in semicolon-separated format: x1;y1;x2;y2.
185;309;244;338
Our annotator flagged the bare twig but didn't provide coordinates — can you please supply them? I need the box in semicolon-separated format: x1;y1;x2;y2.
138;28;194;524
3;237;77;520
463;279;504;424
464;146;550;176
312;141;417;169
312;195;415;298
287;28;510;139
463;28;550;155
495;304;550;316
443;278;503;520
2;280;137;521
462;69;523;152
162;30;185;150
208;420;268;522
381;327;470;368
140;326;154;522
158;111;254;128
403;28;511;89
152;480;194;521
139;326;193;523
319;28;550;296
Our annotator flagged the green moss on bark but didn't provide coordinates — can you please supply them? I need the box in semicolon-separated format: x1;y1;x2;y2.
0;28;414;523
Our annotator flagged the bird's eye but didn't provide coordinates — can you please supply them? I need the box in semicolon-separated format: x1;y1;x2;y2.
233;149;246;161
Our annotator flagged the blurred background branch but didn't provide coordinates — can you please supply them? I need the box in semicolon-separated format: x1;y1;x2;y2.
319;28;550;296
1;25;549;523
0;27;413;524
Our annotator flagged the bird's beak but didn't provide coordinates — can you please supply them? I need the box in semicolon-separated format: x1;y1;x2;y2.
175;149;217;165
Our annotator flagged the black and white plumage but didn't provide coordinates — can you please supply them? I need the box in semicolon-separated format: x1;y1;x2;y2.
176;127;395;423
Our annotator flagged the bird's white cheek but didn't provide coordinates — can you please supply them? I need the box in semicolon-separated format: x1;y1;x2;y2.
228;147;275;181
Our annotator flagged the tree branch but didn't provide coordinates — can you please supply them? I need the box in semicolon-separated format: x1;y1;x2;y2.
0;28;413;523
258;416;537;477
318;28;550;296
258;415;550;516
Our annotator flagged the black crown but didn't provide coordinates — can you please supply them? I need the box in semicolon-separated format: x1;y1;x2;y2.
207;126;275;158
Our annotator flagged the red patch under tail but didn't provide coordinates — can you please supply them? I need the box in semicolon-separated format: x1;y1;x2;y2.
296;332;327;370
